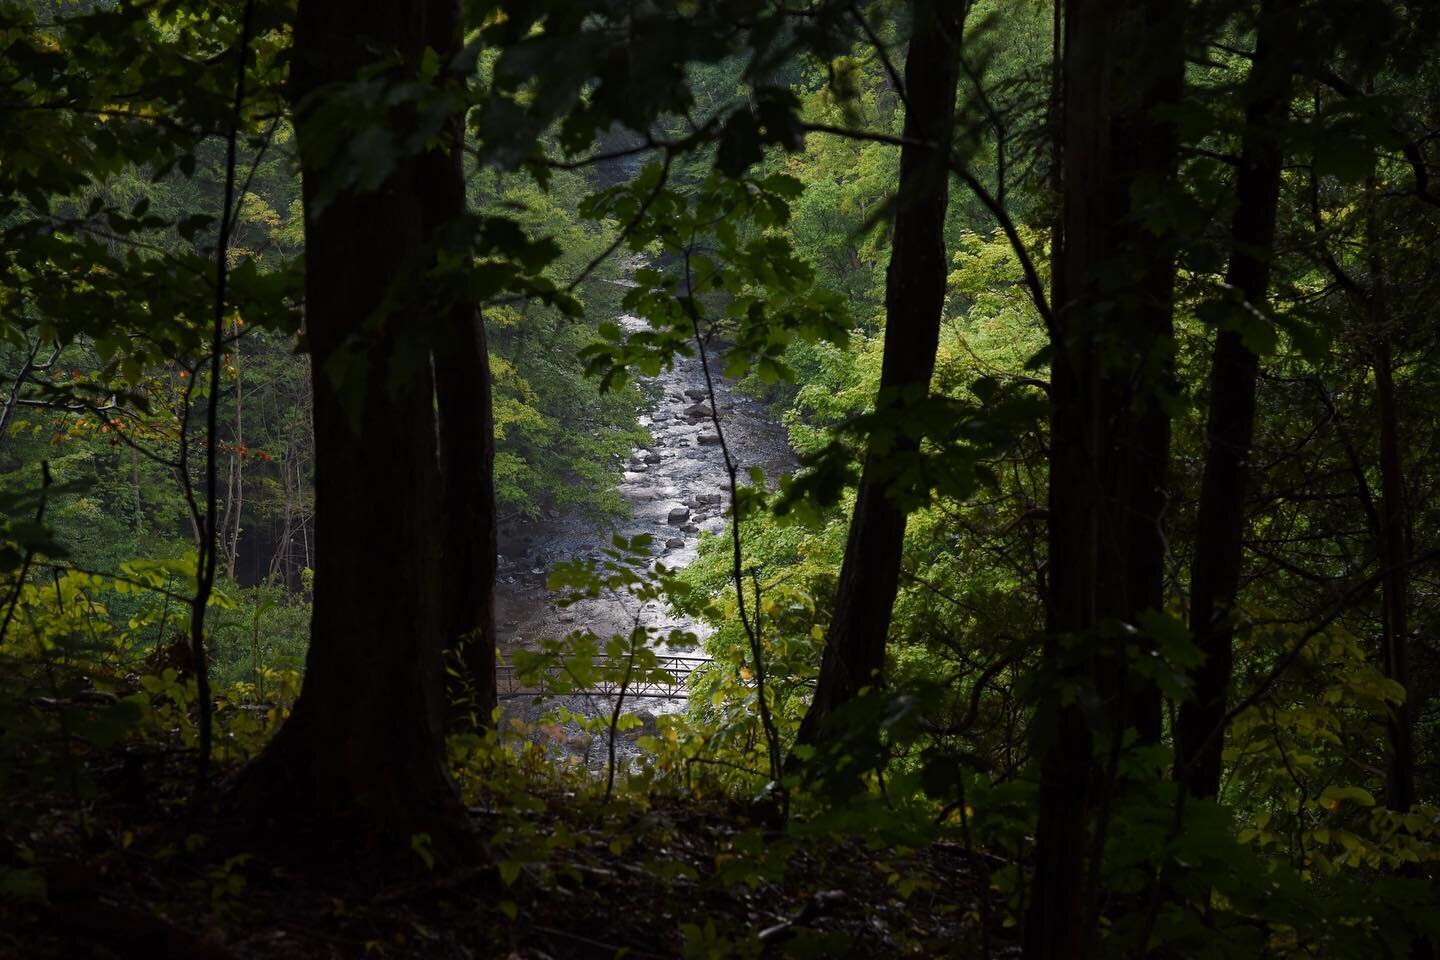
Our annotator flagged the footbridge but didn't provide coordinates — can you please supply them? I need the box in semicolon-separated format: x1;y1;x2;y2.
496;655;711;700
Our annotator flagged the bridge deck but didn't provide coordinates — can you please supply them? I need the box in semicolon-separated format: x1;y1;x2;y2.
496;654;711;700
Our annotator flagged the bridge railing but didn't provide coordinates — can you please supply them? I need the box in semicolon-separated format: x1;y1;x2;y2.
496;654;712;700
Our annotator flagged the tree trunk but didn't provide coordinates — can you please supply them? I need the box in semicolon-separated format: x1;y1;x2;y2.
1174;0;1291;799
790;0;959;753
231;0;471;850
420;0;500;729
1375;316;1415;813
224;332;244;581
1025;0;1184;955
1368;186;1415;815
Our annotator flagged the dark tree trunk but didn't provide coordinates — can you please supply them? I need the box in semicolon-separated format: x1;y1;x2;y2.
231;0;471;850
1174;0;1291;799
420;0;500;728
791;0;959;752
1026;2;1106;951
1025;0;1184;955
1368;199;1415;815
1375;317;1415;813
435;325;499;727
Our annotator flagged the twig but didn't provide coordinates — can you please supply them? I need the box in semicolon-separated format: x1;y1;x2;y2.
849;3;909;113
0;462;51;648
565;149;673;294
681;251;785;804
604;611;643;804
947;157;1054;336
1177;546;1440;779
189;0;256;796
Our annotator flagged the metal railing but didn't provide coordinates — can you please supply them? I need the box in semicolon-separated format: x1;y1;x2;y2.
496;655;711;700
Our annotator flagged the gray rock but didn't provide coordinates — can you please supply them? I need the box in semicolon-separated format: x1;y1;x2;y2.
684;387;709;401
684;402;714;418
667;506;691;524
666;537;685;549
643;452;662;464
697;432;721;446
681;523;699;533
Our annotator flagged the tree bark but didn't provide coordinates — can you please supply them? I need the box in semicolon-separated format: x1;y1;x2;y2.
1374;309;1415;814
231;0;471;851
419;0;500;729
790;0;960;753
1025;0;1185;955
224;332;244;581
1174;0;1291;799
1368;185;1415;815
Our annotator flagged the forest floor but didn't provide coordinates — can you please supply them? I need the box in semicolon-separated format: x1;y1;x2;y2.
0;743;1011;960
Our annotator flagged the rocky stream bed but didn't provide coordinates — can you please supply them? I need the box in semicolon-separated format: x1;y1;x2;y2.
493;312;795;756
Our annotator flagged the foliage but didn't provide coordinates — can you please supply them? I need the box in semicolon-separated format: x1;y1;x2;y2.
4;0;1440;957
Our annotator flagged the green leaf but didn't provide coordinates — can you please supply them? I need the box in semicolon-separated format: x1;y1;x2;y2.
1320;785;1376;807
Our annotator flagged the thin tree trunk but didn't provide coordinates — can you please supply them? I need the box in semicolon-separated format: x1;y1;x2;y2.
0;339;44;443
231;0;471;849
790;0;960;753
268;453;294;584
1368;184;1415;814
131;444;142;531
226;331;244;580
1175;0;1291;799
422;0;499;728
1374;317;1414;813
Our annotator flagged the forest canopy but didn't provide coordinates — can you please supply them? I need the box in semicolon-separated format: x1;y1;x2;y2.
2;0;1440;957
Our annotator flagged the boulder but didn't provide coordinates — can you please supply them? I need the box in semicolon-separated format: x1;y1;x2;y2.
643;452;662;464
666;537;685;549
683;387;709;401
684;402;714;419
667;505;691;524
697;432;721;446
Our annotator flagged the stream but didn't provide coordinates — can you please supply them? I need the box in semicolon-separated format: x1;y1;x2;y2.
493;311;795;753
